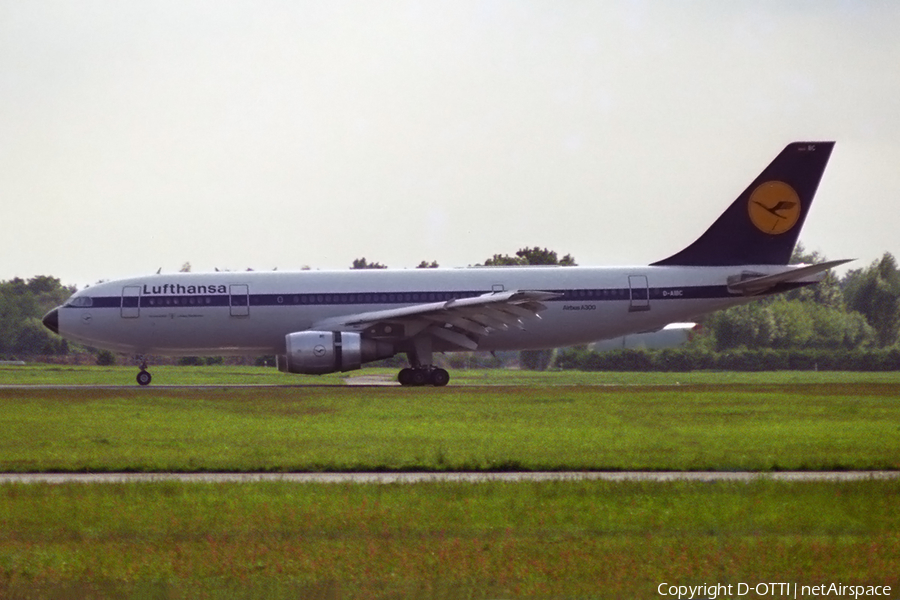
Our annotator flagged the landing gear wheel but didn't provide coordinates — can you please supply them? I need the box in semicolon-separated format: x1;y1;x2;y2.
410;369;429;386
137;370;152;386
398;368;414;386
429;368;450;387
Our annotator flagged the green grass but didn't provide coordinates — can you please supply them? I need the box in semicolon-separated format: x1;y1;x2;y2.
0;378;898;472
1;479;898;599
2;366;898;598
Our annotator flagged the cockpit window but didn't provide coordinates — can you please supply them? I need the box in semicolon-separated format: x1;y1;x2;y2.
66;296;93;308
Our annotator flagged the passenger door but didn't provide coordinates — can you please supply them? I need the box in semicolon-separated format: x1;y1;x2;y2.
121;286;141;318
230;284;250;317
628;275;650;312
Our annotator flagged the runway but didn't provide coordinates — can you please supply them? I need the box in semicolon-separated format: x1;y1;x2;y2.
1;471;898;485
0;385;407;391
0;377;402;390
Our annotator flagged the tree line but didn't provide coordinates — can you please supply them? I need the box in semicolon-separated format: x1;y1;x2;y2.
699;246;899;352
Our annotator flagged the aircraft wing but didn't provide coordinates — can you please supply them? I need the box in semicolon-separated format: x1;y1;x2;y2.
727;259;852;295
311;290;560;350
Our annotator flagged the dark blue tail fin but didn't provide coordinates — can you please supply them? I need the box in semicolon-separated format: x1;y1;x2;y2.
652;142;834;267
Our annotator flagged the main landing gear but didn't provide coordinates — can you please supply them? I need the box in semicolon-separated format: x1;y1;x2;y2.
397;367;450;387
397;337;450;387
136;356;152;386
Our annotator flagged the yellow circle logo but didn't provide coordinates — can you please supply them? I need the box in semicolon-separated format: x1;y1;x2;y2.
748;181;801;235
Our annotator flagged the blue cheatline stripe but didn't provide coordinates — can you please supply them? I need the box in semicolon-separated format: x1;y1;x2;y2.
66;282;813;310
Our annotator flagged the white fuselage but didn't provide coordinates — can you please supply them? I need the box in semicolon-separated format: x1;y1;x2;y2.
55;264;798;357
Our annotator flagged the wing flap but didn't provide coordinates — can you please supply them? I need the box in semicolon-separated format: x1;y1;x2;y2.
424;314;490;336
430;327;479;351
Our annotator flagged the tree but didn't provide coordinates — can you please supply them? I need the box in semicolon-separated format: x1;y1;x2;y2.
806;303;875;349
179;262;192;273
351;258;387;269
769;299;814;348
705;302;777;350
416;260;439;269
482;253;526;266
843;253;900;347
481;247;577;267
0;276;74;356
785;243;843;308
13;318;65;355
702;296;877;351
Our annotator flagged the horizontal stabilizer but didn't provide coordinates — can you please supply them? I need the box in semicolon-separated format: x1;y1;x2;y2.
727;259;853;295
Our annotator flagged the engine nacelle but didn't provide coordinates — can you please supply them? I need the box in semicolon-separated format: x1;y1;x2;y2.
277;331;394;375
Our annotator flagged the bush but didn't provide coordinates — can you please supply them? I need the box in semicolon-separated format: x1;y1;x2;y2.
520;349;554;371
553;346;900;372
96;350;116;366
255;355;276;367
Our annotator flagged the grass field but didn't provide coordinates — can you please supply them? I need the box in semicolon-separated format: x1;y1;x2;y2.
0;367;898;472
1;366;898;598
1;479;898;599
5;363;900;386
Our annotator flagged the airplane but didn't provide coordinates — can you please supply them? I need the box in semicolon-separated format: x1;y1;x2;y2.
42;141;849;386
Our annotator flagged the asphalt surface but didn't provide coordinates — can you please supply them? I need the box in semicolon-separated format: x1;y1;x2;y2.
1;471;898;485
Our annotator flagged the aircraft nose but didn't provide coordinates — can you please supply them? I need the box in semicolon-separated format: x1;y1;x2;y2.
42;308;59;335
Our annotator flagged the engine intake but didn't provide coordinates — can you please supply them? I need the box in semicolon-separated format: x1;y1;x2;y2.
277;331;394;375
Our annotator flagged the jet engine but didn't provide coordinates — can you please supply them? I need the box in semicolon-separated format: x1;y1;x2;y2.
277;331;394;375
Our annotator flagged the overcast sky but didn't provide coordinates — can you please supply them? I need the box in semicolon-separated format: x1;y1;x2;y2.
2;1;899;288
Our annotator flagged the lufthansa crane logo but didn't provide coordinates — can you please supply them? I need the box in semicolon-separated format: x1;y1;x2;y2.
747;181;801;235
